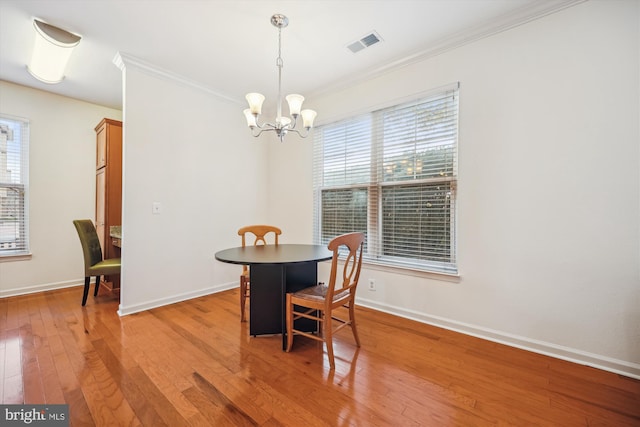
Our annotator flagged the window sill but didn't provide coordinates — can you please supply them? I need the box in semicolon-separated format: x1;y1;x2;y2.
362;259;461;283
0;253;33;263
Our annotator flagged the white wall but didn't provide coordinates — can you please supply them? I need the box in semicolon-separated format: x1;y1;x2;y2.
116;58;268;314
0;81;122;296
269;0;640;377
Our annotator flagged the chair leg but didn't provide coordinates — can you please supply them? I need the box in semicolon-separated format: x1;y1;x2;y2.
324;312;335;369
94;276;101;296
240;277;247;322
349;301;361;347
285;294;294;352
82;276;91;306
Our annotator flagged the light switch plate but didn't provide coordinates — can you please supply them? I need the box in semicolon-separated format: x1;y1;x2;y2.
152;202;161;214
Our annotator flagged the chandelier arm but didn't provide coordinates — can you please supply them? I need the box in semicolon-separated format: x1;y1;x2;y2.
250;128;266;138
251;125;280;138
287;127;310;138
253;115;282;131
252;118;264;130
289;115;298;129
261;121;278;130
250;126;293;141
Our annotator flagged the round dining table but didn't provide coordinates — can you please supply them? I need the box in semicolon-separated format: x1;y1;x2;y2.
215;244;332;349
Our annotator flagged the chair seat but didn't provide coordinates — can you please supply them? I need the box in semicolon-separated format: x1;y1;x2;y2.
293;284;349;302
87;258;121;276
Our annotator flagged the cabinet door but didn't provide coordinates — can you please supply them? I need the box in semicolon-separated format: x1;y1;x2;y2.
96;125;107;169
96;168;106;255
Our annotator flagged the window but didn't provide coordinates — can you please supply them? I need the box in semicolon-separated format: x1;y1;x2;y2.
0;115;30;257
313;84;458;274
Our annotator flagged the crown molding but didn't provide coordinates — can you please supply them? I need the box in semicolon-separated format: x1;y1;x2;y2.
113;52;243;106
310;0;588;99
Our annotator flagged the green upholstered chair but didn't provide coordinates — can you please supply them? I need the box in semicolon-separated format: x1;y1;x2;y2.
72;219;121;306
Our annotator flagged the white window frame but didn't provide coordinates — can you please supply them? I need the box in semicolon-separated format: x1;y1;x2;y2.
313;84;459;275
0;114;30;260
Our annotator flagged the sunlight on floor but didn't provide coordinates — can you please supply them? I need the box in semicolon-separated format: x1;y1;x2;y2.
1;335;23;403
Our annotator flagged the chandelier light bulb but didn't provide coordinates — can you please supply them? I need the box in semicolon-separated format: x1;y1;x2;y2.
301;109;317;129
243;109;257;128
245;93;265;115
276;116;292;127
285;94;304;116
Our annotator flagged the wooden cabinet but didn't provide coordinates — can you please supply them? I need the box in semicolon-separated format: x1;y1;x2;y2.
96;125;107;169
95;118;122;290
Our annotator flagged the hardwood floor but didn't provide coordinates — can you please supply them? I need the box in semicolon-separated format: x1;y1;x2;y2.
1;286;638;426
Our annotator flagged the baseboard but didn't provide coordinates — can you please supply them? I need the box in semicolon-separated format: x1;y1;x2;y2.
117;281;237;316
0;279;84;298
356;296;640;380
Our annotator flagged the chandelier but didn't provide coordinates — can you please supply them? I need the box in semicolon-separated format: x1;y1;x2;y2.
243;14;317;142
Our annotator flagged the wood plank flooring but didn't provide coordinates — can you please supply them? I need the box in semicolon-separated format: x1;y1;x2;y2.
1;286;638;426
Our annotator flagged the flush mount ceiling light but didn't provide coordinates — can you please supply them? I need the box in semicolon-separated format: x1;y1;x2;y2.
243;14;317;142
27;19;81;84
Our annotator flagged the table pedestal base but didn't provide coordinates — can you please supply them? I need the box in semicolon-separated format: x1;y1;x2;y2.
250;262;319;349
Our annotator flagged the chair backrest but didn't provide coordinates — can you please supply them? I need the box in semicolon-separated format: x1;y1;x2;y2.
73;219;103;275
238;225;282;274
326;232;365;304
238;225;282;247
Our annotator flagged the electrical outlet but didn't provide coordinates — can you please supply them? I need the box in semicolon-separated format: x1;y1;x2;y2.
368;279;376;291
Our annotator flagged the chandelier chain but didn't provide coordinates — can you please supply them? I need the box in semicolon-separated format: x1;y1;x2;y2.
276;26;283;120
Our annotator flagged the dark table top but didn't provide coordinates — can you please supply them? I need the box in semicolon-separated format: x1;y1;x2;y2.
215;244;332;265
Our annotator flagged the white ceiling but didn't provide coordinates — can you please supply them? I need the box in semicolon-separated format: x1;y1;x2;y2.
0;0;583;110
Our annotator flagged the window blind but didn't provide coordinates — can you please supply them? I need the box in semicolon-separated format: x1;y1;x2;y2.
0;115;30;256
313;84;458;274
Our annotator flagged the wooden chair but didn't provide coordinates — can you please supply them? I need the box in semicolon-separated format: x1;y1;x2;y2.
285;232;365;369
73;219;121;306
238;225;282;322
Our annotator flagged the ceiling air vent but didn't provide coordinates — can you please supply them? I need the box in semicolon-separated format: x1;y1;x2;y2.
347;31;382;53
